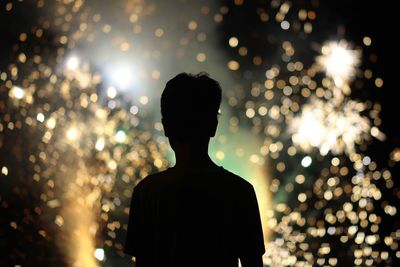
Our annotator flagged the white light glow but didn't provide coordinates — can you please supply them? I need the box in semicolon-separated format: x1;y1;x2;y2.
301;156;312;167
289;98;370;156
115;130;126;143
36;113;45;123
107;86;117;98
46;117;57;129
1;166;8;176
112;67;134;89
11;86;24;99
95;138;105;151
66;127;79;140
94;248;105;261
316;41;360;87
66;56;80;70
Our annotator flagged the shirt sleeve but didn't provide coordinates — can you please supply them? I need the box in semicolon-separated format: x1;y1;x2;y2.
237;183;265;257
124;184;145;256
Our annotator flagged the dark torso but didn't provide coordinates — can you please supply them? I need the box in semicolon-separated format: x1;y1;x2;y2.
125;164;264;267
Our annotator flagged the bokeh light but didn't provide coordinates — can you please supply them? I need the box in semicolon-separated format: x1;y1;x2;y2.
0;1;398;267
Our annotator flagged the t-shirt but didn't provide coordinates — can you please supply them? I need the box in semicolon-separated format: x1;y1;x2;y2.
124;164;265;267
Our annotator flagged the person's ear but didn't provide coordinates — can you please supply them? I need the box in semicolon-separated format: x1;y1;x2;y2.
161;118;170;137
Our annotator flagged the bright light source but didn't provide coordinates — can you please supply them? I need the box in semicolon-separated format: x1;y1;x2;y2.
107;86;117;98
228;36;239;47
95;138;105;151
281;21;290;30
66;127;79;140
292;107;324;148
301;156;312;167
94;248;105;261
11;86;24;99
112;67;133;88
1;166;8;176
66;56;79;70
36;113;45;123
115;130;126;143
46;117;56;129
139;95;148;105
316;41;360;86
289;98;370;156
130;105;139;115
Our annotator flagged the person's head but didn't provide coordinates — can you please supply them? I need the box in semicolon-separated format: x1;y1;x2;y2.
161;72;222;144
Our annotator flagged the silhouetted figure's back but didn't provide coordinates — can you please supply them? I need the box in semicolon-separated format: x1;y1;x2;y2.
124;73;265;267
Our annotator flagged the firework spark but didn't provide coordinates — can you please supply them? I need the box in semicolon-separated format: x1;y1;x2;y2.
1;1;397;267
289;97;370;156
316;40;361;89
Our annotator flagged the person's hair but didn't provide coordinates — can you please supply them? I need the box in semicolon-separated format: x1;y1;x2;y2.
161;72;222;141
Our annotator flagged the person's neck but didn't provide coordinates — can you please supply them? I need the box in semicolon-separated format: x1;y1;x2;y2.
171;139;216;169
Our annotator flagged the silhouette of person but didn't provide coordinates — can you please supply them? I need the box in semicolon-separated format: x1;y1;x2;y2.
124;73;265;267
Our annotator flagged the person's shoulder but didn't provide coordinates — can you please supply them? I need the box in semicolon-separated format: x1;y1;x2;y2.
134;168;172;191
218;166;254;191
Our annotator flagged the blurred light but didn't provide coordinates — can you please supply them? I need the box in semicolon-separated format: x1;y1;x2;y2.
375;78;383;88
390;148;400;162
363;36;372;46
227;60;240;70
36;113;45;122
95;138;105;151
1;166;8;176
331;157;340;166
139;96;148;105
154;28;164;37
281;21;290;30
11;86;24;99
115;130;126;143
298;9;307;20
290;102;325;151
298;193;307;202
129;105;139;115
111;67;134;88
215;151;225;160
188;20;198;30
238;46;248;56
301;156;312;167
0;1;394;266
246;108;255;118
151;70;161;79
290;98;371;156
54;215;64;227
46;117;57;129
107;86;117;98
304;22;312;33
66;127;79;140
317;41;360;87
94;248;105;261
370;126;386;141
295;174;305;184
229;36;239;47
362;156;371;165
66;56;79;70
196;53;206;62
